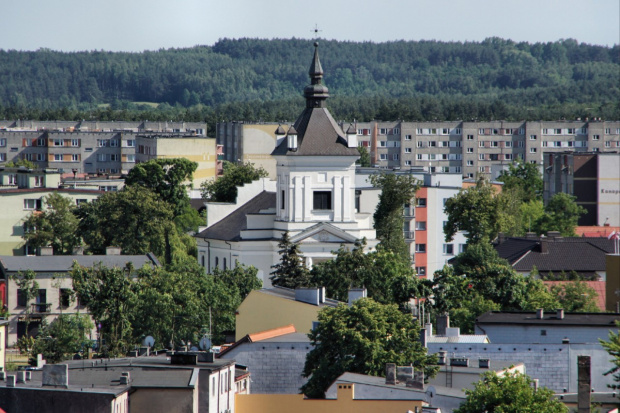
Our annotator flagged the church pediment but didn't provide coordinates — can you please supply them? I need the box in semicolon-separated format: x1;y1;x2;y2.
290;223;358;244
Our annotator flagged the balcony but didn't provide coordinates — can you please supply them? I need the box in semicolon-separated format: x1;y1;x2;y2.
403;231;415;240
31;303;51;313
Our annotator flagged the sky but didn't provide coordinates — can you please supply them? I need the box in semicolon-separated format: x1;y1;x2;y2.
1;0;618;52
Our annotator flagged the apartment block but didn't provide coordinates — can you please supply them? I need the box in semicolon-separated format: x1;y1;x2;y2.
0;120;208;176
218;120;620;179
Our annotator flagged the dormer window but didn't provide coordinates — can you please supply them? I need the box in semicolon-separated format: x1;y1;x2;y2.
287;126;298;151
313;191;332;210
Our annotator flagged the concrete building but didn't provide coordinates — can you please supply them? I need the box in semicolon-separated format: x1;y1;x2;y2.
217;122;281;177
218;119;620;181
0;354;239;413
0;252;160;345
606;253;620;312
0;167;102;256
543;152;620;226
135;134;221;187
196;44;378;285
0;120;208;176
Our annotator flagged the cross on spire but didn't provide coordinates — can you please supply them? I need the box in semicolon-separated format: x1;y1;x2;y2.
311;24;322;39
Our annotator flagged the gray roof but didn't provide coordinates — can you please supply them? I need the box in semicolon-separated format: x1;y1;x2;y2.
427;335;489;344
256;286;341;308
195;191;276;241
475;311;620;327
334;372;465;399
0;254;160;273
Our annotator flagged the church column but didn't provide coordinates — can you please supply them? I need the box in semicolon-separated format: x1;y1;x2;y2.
342;175;352;221
293;175;303;222
303;175;312;221
333;176;342;222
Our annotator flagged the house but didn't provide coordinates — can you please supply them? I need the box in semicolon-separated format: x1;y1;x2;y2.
494;233;615;279
0;167;102;256
196;44;378;285
0;353;239;413
0;251;160;345
218;324;312;394
234;286;340;341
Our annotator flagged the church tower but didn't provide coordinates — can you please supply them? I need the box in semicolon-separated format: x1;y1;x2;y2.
272;42;360;228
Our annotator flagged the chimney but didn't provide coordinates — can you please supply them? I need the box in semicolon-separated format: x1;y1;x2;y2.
295;287;321;306
578;356;591;413
547;231;561;240
436;314;450;336
557;309;564;320
16;371;25;383
42;364;68;388
396;366;414;383
539;238;548;254
437;351;447;365
445;327;460;337
39;246;53;256
526;232;537;239
72;246;84;255
319;287;326;304
498;232;506;244
424;323;433;337
536;309;544;319
120;372;130;385
406;370;425;390
348;288;367;306
346;124;358;148
106;246;121;255
419;328;427;347
385;363;396;385
6;375;15;387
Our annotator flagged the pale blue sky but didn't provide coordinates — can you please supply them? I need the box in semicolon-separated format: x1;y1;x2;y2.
1;0;618;51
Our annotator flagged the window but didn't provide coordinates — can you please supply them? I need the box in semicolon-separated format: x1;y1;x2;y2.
478;128;485;135
490;141;499;147
24;154;33;161
489;154;499;161
215;257;219;268
467;160;474;166
605;141;611;147
415;267;426;276
17;289;27;307
281;190;285;209
466;135;474;140
392;154;399;161
97;139;107;147
0;138;6;147
34;176;43;187
415;221;426;231
60;289;72;308
0;153;5;162
505;154;513;160
505;141;512;148
24;139;32;147
53;154;63;162
518;128;525;135
443;244;454;255
479;166;485;172
127;154;135;162
36;153;45;161
416;154;423;160
541;329;547;336
53;139;63;146
529;135;537;140
125;139;135;147
517;141;524;148
415;198;426;207
72;154;80;161
405;134;412;140
379;128;387;135
71;139;80;147
10;147;18;152
592;135;600;140
110;154;119;161
405;148;412;153
97;154;107;162
313;191;332;210
467;148;474;153
479;141;485;147
459;244;466;253
605;128;611;134
404;160;411;166
223;258;227;270
415;244;426;253
417;141;424;148
379;154;387;160
76;199;88;206
429;141;436;147
379;141;386;147
530;148;537;153
85;147;93;152
479;154;485;160
110;139;119;147
37;138;46;146
466;173;474;178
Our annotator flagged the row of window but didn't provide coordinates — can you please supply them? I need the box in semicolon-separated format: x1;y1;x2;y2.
417;128;462;135
97;139;135;147
416;153;463;161
414;243;466;255
16;288;73;309
359;127;620;138
24;198;88;210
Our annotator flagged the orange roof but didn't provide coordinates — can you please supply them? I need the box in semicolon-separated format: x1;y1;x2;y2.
543;281;606;311
248;324;296;342
575;226;620;238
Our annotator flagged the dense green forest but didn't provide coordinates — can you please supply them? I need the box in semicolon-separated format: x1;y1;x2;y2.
1;38;618;131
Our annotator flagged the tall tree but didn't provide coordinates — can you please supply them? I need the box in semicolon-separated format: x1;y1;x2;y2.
455;371;567;413
540;193;586;236
497;159;543;203
301;298;438;398
29;314;93;364
270;231;311;289
11;270;39;352
200;161;268;203
600;321;620;389
369;172;420;261
356;146;371;167
21;192;81;255
444;177;500;244
550;281;600;312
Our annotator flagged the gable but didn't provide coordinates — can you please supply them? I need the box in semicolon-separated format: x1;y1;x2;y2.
290;223;359;244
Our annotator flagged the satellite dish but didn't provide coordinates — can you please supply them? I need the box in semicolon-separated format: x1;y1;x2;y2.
199;337;211;351
426;385;436;401
142;335;155;347
190;346;199;352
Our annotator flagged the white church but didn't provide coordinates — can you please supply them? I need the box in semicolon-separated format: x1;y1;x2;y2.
195;43;379;285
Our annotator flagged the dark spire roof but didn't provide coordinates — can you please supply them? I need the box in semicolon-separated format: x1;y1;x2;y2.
271;43;359;158
346;124;356;134
275;125;286;135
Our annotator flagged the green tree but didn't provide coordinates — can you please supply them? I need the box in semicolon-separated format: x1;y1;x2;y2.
444;177;500;244
301;298;438;398
600;321;620;389
540;193;587;236
455;371;567;413
21;193;81;255
200;161;268;203
11;270;39;351
356;146;371;167
270;231;311;289
369;172;420;261
71;262;136;357
310;240;421;307
212;264;262;301
124;158;197;218
550;281;600;312
498;159;543;203
4;159;36;169
76;186;187;262
29;314;94;364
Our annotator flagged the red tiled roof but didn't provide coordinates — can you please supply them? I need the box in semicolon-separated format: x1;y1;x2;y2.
543;281;606;311
575;226;620;238
216;324;296;358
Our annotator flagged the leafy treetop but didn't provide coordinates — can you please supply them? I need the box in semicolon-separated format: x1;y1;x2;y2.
200;161;268;203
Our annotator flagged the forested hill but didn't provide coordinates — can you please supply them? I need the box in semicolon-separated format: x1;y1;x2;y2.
1;38;618;125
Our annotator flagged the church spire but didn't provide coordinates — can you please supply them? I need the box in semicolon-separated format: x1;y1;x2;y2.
304;42;329;108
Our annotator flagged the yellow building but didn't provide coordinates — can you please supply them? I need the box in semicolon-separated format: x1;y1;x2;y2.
606;253;620;312
0;167;102;256
0;319;7;372
236;383;425;413
135;134;221;187
235;287;340;341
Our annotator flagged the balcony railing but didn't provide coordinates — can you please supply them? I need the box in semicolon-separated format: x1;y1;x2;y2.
403;231;415;240
31;303;51;313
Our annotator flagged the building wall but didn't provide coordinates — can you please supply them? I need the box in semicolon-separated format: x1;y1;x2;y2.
217;123;279;178
0;324;6;372
235;291;322;340
130;388;196;413
475;323;614;345
0;387;123;413
606;254;620;312
598;154;620;226
221;341;310;394
236;385;424;413
427;342;612;393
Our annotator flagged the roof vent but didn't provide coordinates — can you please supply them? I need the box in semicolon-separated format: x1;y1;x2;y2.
536;309;544;319
557;309;564;320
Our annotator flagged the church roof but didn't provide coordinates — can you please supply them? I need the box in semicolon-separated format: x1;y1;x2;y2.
272;43;359;158
196;191;276;241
